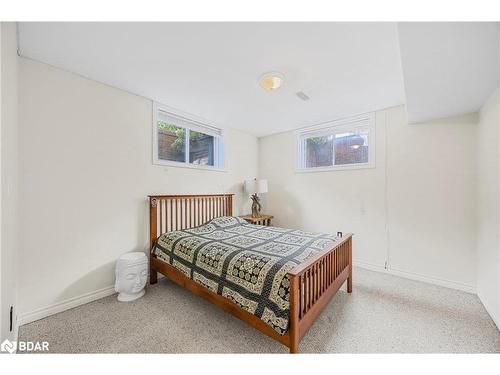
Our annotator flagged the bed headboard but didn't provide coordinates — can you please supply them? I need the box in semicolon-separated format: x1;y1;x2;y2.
149;194;234;250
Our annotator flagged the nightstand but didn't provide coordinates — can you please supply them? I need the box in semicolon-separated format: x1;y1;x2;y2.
240;214;274;226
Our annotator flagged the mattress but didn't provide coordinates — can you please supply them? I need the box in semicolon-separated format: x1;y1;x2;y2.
153;216;338;335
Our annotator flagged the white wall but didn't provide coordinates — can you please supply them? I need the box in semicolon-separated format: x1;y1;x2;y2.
259;105;477;292
385;108;477;289
17;58;258;323
1;22;19;341
477;85;500;329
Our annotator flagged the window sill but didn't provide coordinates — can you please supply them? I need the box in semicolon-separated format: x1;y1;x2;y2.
153;159;227;172
295;163;375;173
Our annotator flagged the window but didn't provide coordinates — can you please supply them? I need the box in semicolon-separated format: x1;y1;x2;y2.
153;103;224;169
297;113;375;171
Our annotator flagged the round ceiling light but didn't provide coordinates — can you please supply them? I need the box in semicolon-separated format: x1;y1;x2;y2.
259;72;284;91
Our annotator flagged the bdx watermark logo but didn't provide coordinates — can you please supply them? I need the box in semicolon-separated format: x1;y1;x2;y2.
1;339;49;354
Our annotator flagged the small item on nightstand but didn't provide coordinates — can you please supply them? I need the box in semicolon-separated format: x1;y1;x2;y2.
115;252;148;302
244;179;268;217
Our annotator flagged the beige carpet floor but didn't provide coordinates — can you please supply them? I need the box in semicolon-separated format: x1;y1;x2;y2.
19;267;500;353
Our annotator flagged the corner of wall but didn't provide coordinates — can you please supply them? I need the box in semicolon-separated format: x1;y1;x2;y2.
478;290;500;331
475;84;500;332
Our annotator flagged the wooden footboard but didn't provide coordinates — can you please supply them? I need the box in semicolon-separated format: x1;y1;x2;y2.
288;234;352;353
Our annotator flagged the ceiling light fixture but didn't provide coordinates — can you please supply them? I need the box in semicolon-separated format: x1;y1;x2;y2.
259;72;284;91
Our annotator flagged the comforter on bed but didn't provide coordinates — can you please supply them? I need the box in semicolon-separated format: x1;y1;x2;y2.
152;216;338;335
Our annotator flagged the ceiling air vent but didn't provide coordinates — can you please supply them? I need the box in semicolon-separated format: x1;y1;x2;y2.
296;91;310;101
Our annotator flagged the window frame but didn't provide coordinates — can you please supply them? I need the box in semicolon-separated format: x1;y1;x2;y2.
153;102;225;171
295;113;376;173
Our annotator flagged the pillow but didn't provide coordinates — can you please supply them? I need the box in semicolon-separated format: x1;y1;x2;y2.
209;216;247;228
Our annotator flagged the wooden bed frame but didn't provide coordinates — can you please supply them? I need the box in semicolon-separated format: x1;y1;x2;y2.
149;194;352;353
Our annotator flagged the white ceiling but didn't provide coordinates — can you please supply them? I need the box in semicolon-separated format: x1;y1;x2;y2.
18;22;406;137
398;22;500;123
18;22;500;137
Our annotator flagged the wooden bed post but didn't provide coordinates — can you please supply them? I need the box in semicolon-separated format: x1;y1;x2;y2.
149;197;158;285
289;275;300;353
347;236;353;293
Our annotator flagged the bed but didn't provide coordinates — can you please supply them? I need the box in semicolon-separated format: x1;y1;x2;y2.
149;194;352;353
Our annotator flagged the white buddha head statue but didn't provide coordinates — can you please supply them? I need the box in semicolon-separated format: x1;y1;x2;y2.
115;252;148;302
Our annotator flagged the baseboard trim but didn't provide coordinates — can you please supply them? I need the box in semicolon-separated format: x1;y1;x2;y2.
17;273;167;326
14;319;19;343
477;291;500;331
353;260;476;294
18;285;116;326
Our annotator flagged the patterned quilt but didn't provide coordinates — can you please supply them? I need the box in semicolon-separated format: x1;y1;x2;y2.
153;216;338;335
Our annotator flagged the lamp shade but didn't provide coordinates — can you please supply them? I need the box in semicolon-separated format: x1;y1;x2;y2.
244;179;268;194
256;179;268;194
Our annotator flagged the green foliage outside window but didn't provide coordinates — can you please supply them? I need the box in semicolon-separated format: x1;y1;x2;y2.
307;136;330;146
158;121;207;151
